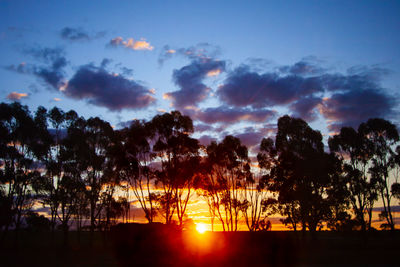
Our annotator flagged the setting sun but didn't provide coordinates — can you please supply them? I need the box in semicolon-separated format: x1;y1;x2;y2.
196;223;207;234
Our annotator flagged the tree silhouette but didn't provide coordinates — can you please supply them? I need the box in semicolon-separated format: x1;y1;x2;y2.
359;118;399;230
61;116;115;238
259;115;338;233
116;120;158;223
150;111;199;226
329;126;377;231
0;103;46;236
203;135;251;231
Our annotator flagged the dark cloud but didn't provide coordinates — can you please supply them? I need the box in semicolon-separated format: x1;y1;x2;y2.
235;131;264;149
198;134;217;146
218;65;323;108
233;126;277;154
158;43;221;65
192;106;276;124
317;66;395;131
164;59;226;109
319;88;396;132
289;96;322;122
217;61;397;131
64;64;156;111
100;58;112;68
60;27;106;41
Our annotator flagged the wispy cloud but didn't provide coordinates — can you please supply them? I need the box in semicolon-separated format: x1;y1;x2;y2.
5;46;68;90
60;27;106;41
158;43;221;65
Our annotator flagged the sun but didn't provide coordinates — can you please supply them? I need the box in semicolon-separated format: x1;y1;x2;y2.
196;223;207;234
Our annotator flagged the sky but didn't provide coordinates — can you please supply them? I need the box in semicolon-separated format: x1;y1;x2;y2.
1;0;400;154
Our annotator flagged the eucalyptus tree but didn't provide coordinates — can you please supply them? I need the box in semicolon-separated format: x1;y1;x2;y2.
359;118;399;230
258;115;339;233
116;120;158;223
329;126;377;231
32;107;78;232
241;173;269;232
204;135;252;231
149;111;200;226
258;136;301;231
61;116;115;235
0;102;48;234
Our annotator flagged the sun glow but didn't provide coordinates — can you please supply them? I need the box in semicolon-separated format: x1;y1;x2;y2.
196;223;207;234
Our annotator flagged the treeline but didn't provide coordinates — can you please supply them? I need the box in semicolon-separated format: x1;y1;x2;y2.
1;102;400;239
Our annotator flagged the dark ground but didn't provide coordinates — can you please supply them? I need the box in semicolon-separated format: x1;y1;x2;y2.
1;226;399;267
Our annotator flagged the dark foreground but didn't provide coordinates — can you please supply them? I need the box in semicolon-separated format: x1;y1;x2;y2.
1;225;399;267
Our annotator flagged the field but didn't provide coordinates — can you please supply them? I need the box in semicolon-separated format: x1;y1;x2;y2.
1;226;399;267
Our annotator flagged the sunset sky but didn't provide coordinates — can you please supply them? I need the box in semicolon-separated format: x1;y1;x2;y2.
2;0;400;229
2;0;400;148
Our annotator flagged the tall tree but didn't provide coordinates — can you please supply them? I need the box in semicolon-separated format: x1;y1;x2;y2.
150;111;200;226
359;118;399;230
33;107;78;232
61;117;115;236
116;120;158;223
329;126;377;231
204;135;251;231
259;115;338;232
0;103;46;235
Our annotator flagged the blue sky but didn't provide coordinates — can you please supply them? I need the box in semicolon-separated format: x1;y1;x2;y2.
1;0;400;151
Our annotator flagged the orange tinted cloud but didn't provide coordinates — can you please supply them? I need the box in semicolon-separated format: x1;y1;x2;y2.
6;92;28;100
206;69;222;77
110;36;154;51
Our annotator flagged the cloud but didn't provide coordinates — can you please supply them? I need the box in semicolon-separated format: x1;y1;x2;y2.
319;88;396;132
316;66;396;131
64;63;156;111
194;123;215;133
109;36;154;51
6;92;28;100
233;126;277;153
198;134;217;146
164;59;226;109
218;65;323;108
158;43;221;65
192;106;276;124
216;61;397;131
289;96;322;122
